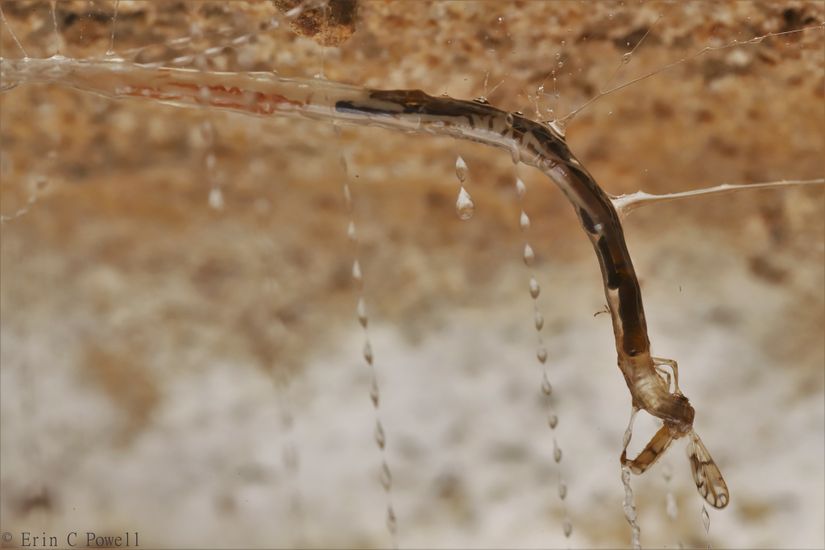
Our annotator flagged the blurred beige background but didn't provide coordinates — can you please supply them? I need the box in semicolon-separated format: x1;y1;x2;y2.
1;1;823;548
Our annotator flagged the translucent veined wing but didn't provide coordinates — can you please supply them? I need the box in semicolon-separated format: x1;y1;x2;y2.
687;431;730;509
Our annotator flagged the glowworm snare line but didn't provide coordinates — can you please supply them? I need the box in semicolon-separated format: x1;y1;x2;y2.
0;55;729;508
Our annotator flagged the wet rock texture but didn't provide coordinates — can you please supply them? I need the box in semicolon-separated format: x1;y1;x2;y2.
1;1;823;548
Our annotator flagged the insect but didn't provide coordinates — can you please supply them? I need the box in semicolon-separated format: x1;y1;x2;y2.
1;52;734;507
619;356;729;509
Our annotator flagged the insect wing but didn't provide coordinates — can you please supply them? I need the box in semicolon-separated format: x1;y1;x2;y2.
687;432;730;509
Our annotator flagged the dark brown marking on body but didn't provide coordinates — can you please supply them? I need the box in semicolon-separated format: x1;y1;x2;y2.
618;279;649;356
335;100;395;117
337;87;653;362
580;208;598;234
597;236;621;290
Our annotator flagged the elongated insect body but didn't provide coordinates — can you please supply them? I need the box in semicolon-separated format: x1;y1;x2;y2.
0;54;728;507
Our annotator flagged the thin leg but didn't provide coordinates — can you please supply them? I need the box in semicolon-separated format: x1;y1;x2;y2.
655;366;672;391
621;424;676;474
653;357;680;394
622;407;640;453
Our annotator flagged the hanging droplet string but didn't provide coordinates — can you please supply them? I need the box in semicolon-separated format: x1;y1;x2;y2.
107;0;121;56
48;0;62;55
279;398;306;546
514;173;572;540
701;504;712;550
621;407;642;549
662;462;683;548
336;132;399;548
189;111;223;210
190;50;224;211
454;155;475;221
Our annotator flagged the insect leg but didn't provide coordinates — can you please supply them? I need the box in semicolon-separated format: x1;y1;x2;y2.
655;366;672;391
653;357;681;394
621;406;640;454
621;424;676;474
